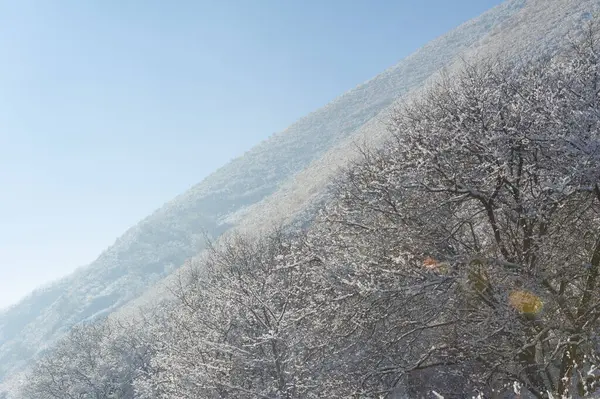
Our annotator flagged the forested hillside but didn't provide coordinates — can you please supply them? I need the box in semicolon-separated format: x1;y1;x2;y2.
0;0;529;385
15;19;600;399
3;1;600;398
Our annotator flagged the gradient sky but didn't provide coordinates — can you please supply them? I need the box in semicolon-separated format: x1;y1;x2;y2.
0;0;504;309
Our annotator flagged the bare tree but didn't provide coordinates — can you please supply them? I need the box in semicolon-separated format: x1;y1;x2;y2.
137;231;333;399
312;22;600;399
19;317;153;399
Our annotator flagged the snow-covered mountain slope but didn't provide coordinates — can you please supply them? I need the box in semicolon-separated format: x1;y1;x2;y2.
0;0;596;386
232;0;600;239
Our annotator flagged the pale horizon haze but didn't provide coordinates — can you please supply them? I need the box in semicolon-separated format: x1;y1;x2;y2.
0;0;503;309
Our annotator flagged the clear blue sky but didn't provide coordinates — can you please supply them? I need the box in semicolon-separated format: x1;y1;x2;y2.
0;0;504;308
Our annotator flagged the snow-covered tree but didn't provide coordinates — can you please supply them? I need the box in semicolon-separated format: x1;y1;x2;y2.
310;21;600;398
136;231;335;398
20;317;155;399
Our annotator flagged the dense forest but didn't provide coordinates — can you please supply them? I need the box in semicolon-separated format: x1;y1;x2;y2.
16;21;600;399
